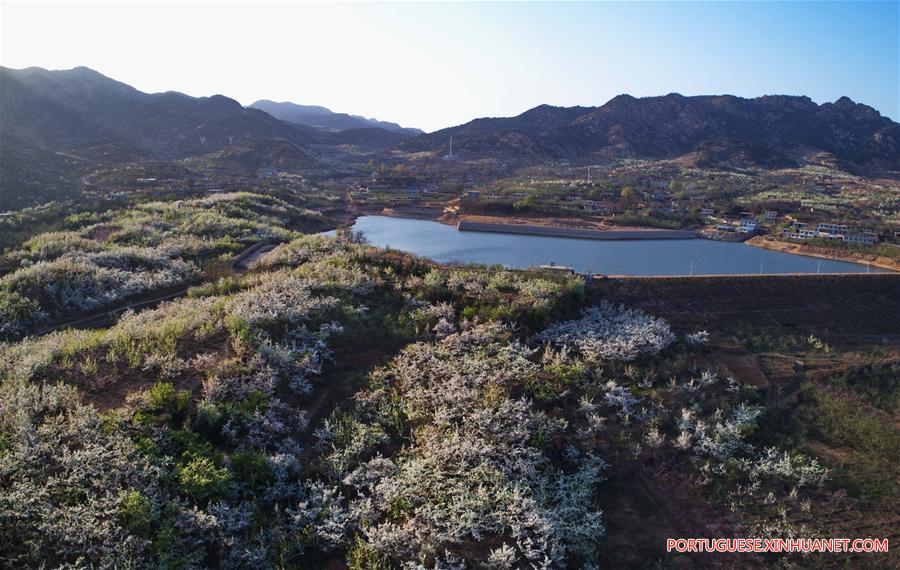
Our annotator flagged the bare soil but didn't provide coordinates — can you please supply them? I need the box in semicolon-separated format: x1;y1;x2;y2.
593;273;900;344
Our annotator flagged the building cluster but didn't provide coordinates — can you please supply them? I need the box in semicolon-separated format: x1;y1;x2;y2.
782;221;879;245
711;212;762;236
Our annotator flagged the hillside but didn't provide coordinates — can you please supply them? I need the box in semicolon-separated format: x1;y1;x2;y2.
2;201;896;567
0;67;323;209
0;67;438;211
402;94;900;172
249;99;422;135
1;67;316;159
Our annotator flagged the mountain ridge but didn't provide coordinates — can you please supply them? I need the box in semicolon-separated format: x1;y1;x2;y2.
249;99;423;135
2;66;898;211
402;93;899;171
0;66;419;209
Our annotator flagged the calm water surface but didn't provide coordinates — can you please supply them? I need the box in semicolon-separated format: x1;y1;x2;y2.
333;216;887;276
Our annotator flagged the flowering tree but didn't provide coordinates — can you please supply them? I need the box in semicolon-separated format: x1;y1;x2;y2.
537;302;675;361
341;324;606;567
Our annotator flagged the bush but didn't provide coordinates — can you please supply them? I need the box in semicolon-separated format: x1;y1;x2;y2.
177;457;231;502
145;381;192;423
0;288;45;336
537;302;675;362
118;489;154;533
193;402;224;436
0;192;320;326
346;536;392;570
230;451;275;489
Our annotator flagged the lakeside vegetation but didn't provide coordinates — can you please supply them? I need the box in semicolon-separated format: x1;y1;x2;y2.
782;237;900;261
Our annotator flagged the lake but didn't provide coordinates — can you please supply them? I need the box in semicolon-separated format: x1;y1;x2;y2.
333;216;887;276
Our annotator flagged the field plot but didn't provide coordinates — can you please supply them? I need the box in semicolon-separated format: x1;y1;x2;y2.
595;274;900;343
596;274;899;569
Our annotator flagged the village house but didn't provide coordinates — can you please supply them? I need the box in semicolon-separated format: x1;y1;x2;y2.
842;230;878;245
652;206;675;216
817;222;848;235
798;228;818;239
737;218;760;233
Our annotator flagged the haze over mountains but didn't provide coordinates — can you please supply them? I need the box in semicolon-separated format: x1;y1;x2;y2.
249;99;423;135
2;65;899;210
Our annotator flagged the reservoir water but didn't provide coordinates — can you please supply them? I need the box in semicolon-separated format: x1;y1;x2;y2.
337;216;887;276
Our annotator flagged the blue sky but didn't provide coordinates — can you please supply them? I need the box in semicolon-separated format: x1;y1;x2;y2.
2;1;898;131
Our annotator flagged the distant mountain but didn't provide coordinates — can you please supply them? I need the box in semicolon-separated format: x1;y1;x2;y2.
3;67;898;211
0;66;326;209
1;66;316;159
250;99;423;135
402;94;900;171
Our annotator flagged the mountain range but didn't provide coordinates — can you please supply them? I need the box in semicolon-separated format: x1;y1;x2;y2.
2;65;898;210
403;94;900;171
0;66;416;209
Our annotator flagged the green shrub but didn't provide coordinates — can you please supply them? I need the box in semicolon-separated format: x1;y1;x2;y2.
171;429;218;464
226;390;269;422
118;489;154;533
187;276;242;299
824;363;899;412
799;387;899;501
146;381;192;422
193;402;224;436
177;457;231;502
225;315;253;347
230;451;275;489
346;536;392;570
0;288;43;336
526;361;587;401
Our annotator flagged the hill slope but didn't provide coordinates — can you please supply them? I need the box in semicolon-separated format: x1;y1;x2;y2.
1;66;316;159
0;66;326;209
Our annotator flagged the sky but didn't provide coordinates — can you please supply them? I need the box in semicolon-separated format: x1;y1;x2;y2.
1;1;898;132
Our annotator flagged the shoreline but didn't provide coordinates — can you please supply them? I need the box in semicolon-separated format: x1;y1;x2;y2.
329;212;896;275
457;220;698;240
746;236;900;273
